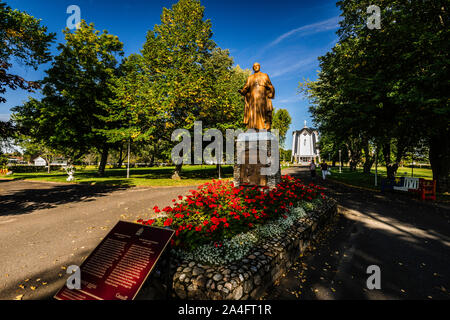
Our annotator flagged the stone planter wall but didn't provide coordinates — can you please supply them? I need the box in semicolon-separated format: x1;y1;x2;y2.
136;197;337;300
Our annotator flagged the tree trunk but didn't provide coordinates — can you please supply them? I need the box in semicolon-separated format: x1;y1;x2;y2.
171;163;182;180
383;142;402;179
429;132;450;193
117;143;124;168
98;146;109;176
150;153;155;167
346;138;363;172
363;141;375;174
46;155;51;173
216;163;222;179
383;143;394;179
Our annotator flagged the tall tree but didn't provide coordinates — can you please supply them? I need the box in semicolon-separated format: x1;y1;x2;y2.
272;108;292;148
301;0;449;190
104;0;246;179
13;21;124;175
0;1;54;150
0;1;55;104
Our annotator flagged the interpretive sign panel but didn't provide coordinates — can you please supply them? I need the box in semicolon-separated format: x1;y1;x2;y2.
54;221;174;300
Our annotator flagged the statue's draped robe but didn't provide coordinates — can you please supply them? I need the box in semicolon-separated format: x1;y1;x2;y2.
241;72;275;130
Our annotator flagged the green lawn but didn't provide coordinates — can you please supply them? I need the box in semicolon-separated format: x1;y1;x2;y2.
321;166;449;200
2;165;234;187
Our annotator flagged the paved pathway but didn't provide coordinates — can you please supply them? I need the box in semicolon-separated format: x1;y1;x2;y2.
0;179;194;300
264;167;450;299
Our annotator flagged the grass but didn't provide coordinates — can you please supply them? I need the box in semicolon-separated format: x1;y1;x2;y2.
320;166;449;201
2;165;234;187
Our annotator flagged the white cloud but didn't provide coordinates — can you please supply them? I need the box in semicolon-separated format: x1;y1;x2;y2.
269;16;340;48
269;56;317;78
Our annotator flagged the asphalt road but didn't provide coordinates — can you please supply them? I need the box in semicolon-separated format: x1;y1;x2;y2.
0;179;193;300
264;167;450;300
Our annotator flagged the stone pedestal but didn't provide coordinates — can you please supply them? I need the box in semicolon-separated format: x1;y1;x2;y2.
233;131;281;189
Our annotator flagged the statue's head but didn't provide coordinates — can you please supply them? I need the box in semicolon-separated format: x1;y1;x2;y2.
253;63;261;73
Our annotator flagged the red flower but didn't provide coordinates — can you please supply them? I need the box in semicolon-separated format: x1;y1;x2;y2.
163;218;173;226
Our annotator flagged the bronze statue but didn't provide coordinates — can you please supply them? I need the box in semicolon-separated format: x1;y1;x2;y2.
238;63;275;130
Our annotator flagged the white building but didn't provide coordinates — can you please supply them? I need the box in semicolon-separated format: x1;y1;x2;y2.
291;121;320;165
33;156;47;166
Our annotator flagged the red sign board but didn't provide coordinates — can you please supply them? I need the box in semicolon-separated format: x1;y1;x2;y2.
54;221;174;300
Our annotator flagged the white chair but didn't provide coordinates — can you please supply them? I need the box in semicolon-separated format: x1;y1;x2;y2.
393;177;419;192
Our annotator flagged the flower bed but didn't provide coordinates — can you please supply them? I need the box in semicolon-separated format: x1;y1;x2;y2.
136;195;337;300
138;175;325;253
135;176;336;300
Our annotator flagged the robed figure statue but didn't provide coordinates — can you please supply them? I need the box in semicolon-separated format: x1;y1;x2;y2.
238;63;275;130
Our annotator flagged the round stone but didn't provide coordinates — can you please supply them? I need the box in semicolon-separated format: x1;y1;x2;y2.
179;274;186;282
187;284;196;291
192;267;204;276
213;273;223;281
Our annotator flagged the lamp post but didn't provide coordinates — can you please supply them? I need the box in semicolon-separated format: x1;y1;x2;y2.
127;138;130;179
339;149;342;173
375;147;378;186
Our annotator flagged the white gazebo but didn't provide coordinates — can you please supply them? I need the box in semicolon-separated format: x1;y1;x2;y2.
291;121;320;165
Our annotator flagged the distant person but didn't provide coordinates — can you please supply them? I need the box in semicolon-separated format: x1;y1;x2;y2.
310;160;316;179
320;161;329;180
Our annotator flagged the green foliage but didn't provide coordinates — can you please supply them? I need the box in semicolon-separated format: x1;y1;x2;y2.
272;108;292;148
300;0;449;186
102;0;247;175
0;1;55;103
12;21;124;170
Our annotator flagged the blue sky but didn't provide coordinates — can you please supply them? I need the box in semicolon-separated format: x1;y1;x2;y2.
2;0;341;150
